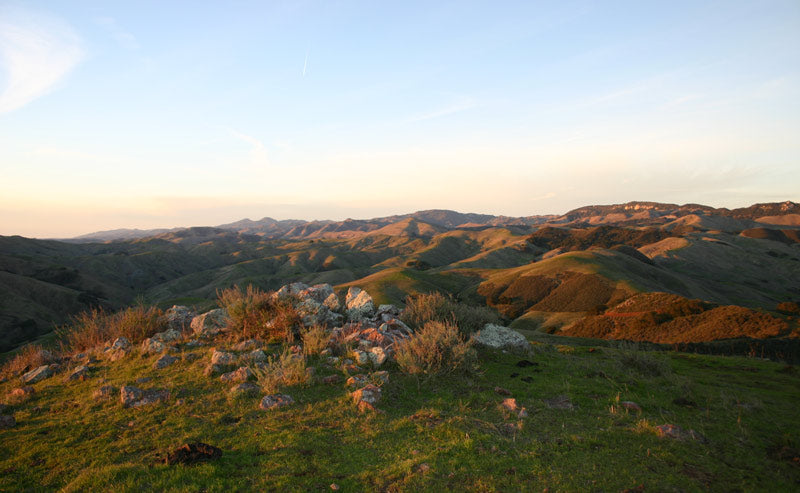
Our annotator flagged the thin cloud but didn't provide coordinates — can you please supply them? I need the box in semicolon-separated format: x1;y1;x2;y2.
302;48;309;77
228;129;269;167
0;6;84;114
95;16;139;50
405;96;477;123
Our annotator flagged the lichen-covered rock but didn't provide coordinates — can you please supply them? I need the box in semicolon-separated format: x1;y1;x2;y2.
296;298;342;327
191;309;230;337
353;350;370;366
165;305;196;332
111;337;131;351
300;283;335;304
220;367;253;383
65;365;90;382
323;293;341;311
273;282;309;300
351;384;381;412
232;339;264;352
154;354;179;369
259;394;294;410
368;346;388;366
246;349;268;363
210;349;236;366
472;324;529;351
141;338;166;355
120;385;144;406
345;287;374;321
22;365;52;384
153;328;182;343
121;386;169;408
203;364;226;377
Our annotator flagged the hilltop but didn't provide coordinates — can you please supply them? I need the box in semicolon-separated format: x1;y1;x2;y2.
1;201;799;355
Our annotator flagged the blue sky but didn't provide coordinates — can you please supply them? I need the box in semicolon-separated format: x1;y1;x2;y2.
1;0;798;237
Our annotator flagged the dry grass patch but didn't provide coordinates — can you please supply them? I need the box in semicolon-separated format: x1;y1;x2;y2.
255;348;310;394
395;321;477;377
218;285;300;342
57;305;166;354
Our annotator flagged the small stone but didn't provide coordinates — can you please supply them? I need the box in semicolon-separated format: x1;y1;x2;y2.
220;367;254;383
66;365;90;381
472;324;529;352
368;347;388;366
204;364;226;377
232;339;264;352
210;349;236;366
121;386;169;408
153;328;182;343
21;365;53;384
163;442;222;465
229;382;260;396
183;353;201;362
351;384;381;412
620;401;642;412
93;385;116;400
154;354;179;369
494;386;512;396
0;415;15;429
120;385;144;407
330;483;340;490
346;375;369;388
10;386;35;397
111;337;131;351
165;305;196;331
259;394;294;410
372;370;390;383
501;398;520;412
141;338;166;355
418;463;431;473
191;309;230;337
322;375;341;385
108;348;130;362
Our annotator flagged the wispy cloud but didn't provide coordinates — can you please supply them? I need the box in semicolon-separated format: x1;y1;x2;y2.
0;6;84;114
405;96;477;123
95;16;139;50
302;47;309;77
228;129;269;167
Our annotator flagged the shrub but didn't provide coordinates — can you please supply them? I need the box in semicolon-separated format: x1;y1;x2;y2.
58;305;166;353
0;344;56;380
777;302;800;316
217;285;300;342
395;321;477;377
401;292;500;335
302;325;330;357
255;348;309;394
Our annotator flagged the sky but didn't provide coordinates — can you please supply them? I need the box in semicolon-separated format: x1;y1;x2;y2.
1;0;799;238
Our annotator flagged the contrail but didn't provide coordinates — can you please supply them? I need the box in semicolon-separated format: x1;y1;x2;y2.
302;48;309;77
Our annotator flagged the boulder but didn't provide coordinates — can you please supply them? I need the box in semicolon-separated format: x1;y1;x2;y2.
0;415;15;429
93;385;116;400
154;354;179;369
141;338;166;355
274;282;309;300
259;394;294;410
22;365;52;384
191;309;230;337
351;384;382;412
66;365;90;382
296;298;342;327
345;287;374;321
300;283;335;304
472;324;529;352
152;329;182;343
368;347;388;366
165;305;196;332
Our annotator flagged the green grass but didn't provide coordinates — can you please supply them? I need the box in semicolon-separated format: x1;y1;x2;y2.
2;338;798;491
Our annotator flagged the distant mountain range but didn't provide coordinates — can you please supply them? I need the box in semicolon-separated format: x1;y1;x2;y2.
2;200;798;354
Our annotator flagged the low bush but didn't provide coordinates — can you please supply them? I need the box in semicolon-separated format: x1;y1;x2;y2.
395;321;477;377
401;292;500;335
302;325;330;357
0;344;56;380
57;305;166;353
218;285;300;342
255;348;310;394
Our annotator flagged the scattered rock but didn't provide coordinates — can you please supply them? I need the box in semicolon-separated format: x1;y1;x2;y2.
210;349;236;366
418;463;431;473
191;309;230;337
121;386;169;408
372;370;389;383
153;328;182;343
220;367;254;383
0;415;15;429
141;338;166;355
21;365;53;384
11;386;35;397
346;375;369;388
353;350;370;366
163;442;222;465
204;364;226;377
111;337;131;351
154;354;179;369
165;305;196;332
296;298;342;327
322;374;341;385
66;365;90;382
259;394;294;410
620;401;642;412
247;349;268;363
494;386;512;396
351;384;382;412
368;346;388;366
107;347;131;362
472;324;529;352
274;282;309;299
229;382;260;396
93;385;116;400
655;424;708;443
183;353;201;362
544;394;574;410
232;339;264;352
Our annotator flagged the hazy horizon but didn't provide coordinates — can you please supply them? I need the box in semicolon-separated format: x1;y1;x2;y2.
2;1;799;238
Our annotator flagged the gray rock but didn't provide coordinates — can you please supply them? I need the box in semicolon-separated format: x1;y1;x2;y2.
11;386;35;397
351;384;381;412
259;394;294;410
120;385;144;406
472;324;529;351
154;354;179;369
121;385;169;408
66;365;90;381
183;352;201;362
220;367;253;383
165;305;196;331
274;282;309;299
368;347;388;366
229;381;260;396
246;349;268;363
21;365;52;384
210;349;236;366
0;415;15;429
300;283;335;304
141;338;166;355
296;298;342;327
153;328;182;343
107;348;130;362
191;309;230;337
345;287;374;321
323;293;341;311
111;337;131;351
232;339;264;352
93;385;116;400
203;364;226;377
